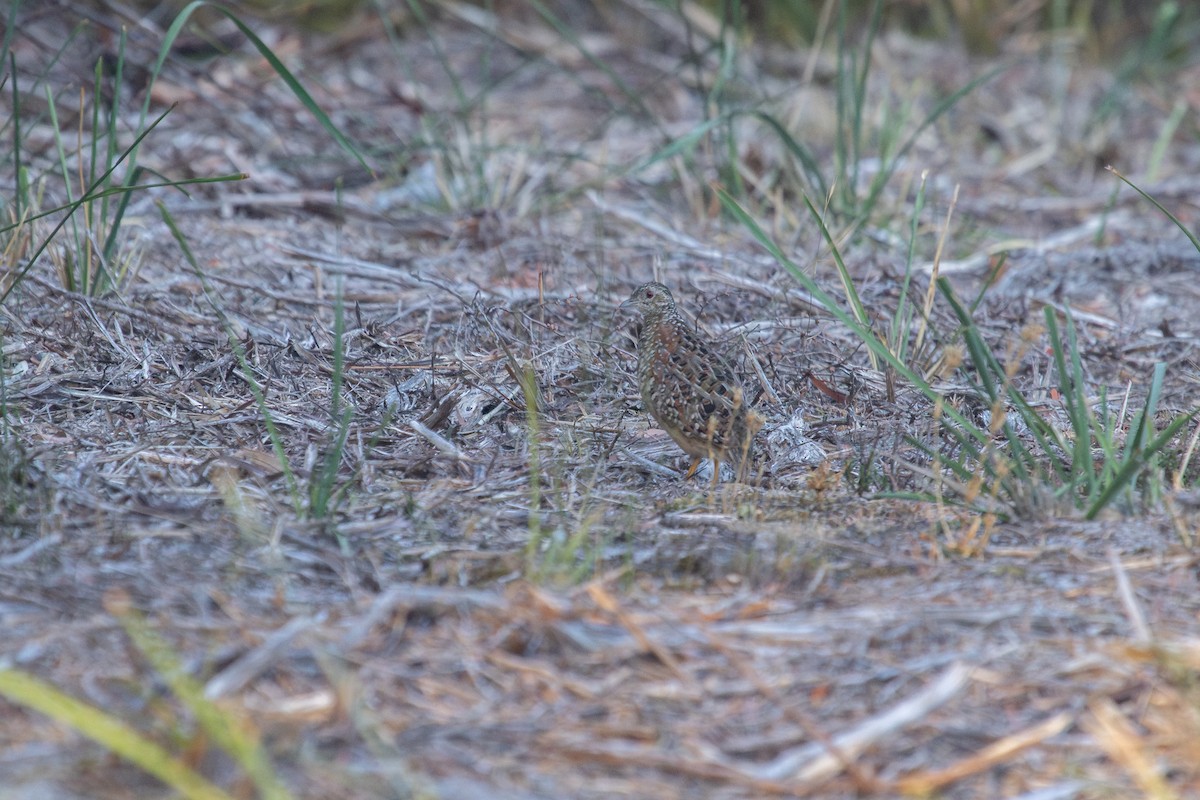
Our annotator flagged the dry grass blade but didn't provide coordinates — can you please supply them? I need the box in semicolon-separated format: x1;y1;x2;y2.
896;711;1075;794
1109;547;1152;644
586;583;692;685
1084;697;1179;800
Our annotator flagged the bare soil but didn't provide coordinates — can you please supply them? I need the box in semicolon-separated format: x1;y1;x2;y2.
3;3;1200;798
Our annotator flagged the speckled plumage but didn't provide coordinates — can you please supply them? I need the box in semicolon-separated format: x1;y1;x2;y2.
622;282;760;478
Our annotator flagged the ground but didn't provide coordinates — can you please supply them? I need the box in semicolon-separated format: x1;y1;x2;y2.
2;2;1200;798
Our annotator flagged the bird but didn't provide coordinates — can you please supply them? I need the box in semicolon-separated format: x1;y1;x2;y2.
621;281;762;480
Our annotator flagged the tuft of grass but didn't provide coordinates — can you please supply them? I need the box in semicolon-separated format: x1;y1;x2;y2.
651;0;1001;241
927;286;1195;519
372;0;563;218
361;0;997;234
886;153;1200;525
822;0;1004;229
1089;1;1193;133
719;184;1196;523
0;103;245;306
2;0;369;307
308;276;355;530
490;329;608;585
0;15;244;304
1;19;234;300
45;29;141;296
467;298;573;581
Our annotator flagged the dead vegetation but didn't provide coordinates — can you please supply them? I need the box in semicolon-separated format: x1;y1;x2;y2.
2;1;1200;797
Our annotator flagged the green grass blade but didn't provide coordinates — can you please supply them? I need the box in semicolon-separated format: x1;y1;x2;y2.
520;365;543;557
44;84;81;288
114;603;294;800
525;0;657;124
800;193;876;368
8;51;20;223
1107;166;1200;254
939;280;1066;487
750;110;829;200
1085;407;1198;519
1134;363;1167;451
0;669;236;800
310;408;353;523
134;1;368;187
905;430;979;485
1044;310;1095;492
633;115;726;174
935;281;1052;503
99;29;129;264
310;276;353;525
890;171;929;366
0;1;16;69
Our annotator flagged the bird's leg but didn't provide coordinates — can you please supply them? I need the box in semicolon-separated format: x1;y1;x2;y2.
684;457;701;479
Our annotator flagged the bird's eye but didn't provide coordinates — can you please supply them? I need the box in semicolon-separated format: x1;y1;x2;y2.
645;289;654;299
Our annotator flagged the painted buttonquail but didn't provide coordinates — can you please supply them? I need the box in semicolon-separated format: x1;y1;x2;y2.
622;282;762;479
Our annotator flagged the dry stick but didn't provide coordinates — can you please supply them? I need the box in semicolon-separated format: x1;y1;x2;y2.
749;662;973;784
273;243;425;287
1108;547;1152;644
204;613;326;700
338;585;505;651
619;444;681;478
25;272;193;329
159;190;377;218
1164;493;1195;549
1038;299;1119;330
0;534;63;567
895;710;1074;794
484;649;596;700
587;191;720;256
1006;781;1090;800
551;735;798;795
744;340;781;405
408;418;470;461
1173;421;1200;493
588;190;778;278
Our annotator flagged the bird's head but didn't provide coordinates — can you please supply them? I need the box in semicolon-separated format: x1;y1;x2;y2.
621;282;676;316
